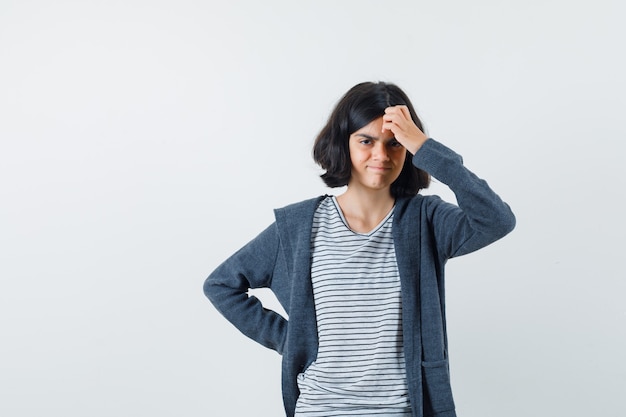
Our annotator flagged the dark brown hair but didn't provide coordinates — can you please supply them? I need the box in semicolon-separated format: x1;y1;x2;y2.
313;81;430;198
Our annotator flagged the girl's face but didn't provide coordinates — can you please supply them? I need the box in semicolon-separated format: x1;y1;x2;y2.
347;117;406;193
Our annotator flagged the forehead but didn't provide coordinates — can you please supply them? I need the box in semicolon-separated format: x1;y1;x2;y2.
350;117;394;140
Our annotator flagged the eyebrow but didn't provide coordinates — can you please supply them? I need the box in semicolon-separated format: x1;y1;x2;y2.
354;133;397;142
355;133;377;140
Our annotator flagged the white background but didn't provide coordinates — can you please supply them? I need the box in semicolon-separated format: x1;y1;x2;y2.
1;1;624;416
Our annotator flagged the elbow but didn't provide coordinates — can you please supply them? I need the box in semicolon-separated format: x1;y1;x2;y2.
203;273;219;302
476;204;516;242
495;205;516;238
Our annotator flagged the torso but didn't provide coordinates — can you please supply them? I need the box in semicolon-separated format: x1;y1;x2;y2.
294;196;411;416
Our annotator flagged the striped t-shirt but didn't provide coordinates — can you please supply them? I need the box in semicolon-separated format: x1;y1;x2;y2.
294;196;411;417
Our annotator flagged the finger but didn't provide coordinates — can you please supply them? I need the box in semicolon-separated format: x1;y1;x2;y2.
381;120;392;132
385;104;406;112
384;105;402;115
382;113;397;129
399;105;411;120
383;108;404;122
381;119;398;133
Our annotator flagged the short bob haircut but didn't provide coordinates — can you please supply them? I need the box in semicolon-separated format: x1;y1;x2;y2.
313;81;430;198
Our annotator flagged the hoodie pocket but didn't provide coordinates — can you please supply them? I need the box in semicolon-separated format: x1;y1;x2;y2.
421;359;455;415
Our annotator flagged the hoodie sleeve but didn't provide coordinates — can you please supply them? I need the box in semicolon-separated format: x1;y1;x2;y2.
413;138;516;259
203;222;288;354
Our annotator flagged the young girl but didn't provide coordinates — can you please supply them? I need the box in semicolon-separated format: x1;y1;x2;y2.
204;81;515;417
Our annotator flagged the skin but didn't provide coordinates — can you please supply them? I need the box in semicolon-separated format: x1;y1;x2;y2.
336;105;428;233
382;105;428;155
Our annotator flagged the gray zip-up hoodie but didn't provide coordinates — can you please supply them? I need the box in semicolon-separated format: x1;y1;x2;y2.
204;139;515;417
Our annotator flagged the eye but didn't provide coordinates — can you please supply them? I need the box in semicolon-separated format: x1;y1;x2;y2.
359;139;372;145
389;139;403;148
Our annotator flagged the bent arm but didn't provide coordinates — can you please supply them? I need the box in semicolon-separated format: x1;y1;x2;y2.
203;223;288;353
414;139;516;259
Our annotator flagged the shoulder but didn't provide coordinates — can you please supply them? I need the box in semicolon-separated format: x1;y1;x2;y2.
274;195;326;217
394;193;447;224
395;193;442;212
276;196;326;213
270;196;327;253
273;195;327;227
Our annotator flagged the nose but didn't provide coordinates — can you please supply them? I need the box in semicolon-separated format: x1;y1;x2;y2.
373;142;390;161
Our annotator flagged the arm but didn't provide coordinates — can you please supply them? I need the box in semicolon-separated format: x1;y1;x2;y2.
203;223;288;353
414;139;516;258
383;105;515;259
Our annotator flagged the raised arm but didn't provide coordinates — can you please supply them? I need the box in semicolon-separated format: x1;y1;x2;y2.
415;139;515;259
383;105;515;259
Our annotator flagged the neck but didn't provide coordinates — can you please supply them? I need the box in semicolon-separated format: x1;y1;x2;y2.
336;185;395;233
